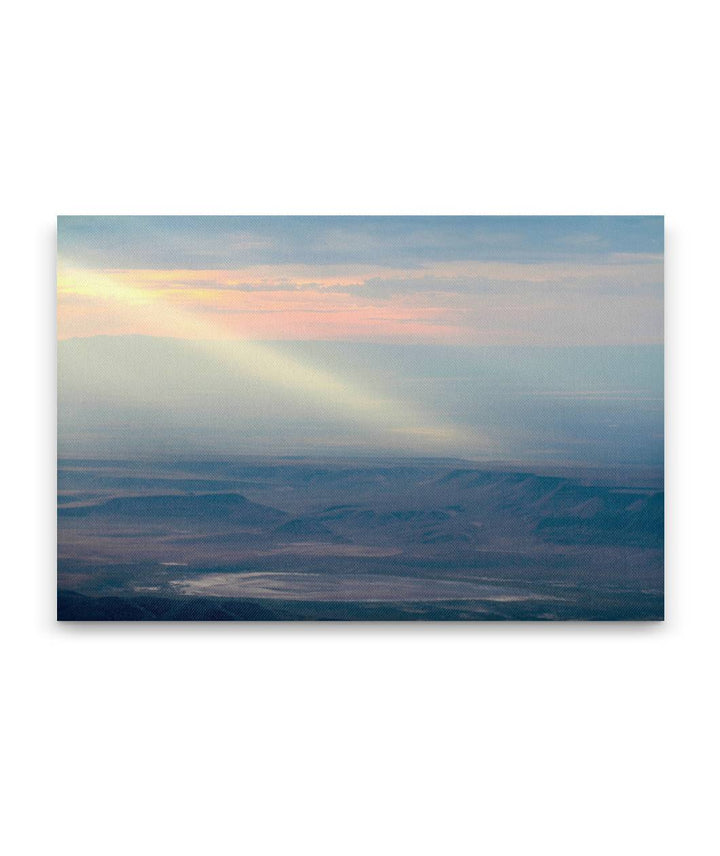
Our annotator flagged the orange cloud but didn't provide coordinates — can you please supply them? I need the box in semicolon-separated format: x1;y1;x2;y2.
57;266;464;342
57;258;663;346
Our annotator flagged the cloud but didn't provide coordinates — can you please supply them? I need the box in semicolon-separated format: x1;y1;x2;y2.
57;256;663;346
58;215;663;269
59;255;662;298
326;257;663;298
57;219;663;347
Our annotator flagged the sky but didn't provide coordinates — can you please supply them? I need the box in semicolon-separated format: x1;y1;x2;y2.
57;217;663;462
57;216;663;346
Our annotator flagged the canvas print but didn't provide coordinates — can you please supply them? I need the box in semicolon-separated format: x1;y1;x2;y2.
57;216;664;620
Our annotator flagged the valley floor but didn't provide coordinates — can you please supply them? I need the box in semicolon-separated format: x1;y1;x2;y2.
57;456;664;621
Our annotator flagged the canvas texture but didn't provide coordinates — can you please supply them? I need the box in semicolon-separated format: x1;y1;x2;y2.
57;216;664;620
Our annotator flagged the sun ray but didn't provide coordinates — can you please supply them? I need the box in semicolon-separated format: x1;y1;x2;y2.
57;264;485;452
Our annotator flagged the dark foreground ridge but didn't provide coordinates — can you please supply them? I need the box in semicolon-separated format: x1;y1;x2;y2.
57;590;663;622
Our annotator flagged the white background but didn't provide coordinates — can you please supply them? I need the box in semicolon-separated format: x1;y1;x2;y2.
2;1;718;854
